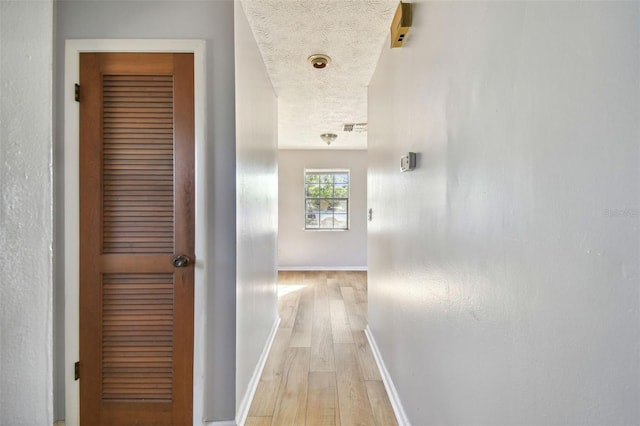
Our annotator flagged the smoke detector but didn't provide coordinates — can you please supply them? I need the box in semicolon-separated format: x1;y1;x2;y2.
308;54;331;69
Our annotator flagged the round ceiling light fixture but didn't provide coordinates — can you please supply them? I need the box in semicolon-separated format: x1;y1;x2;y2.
320;133;338;145
308;54;331;69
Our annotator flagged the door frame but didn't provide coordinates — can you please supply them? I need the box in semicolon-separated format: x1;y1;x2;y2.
64;39;206;426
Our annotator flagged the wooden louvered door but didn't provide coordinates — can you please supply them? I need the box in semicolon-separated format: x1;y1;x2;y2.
79;53;194;425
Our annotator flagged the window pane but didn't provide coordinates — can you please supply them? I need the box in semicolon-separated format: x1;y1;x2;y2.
334;184;348;198
319;199;331;211
319;214;333;228
333;200;347;213
306;214;319;228
334;174;348;184
333;213;347;229
306;198;320;210
306;174;319;183
319;183;333;197
320;174;334;184
306;183;320;197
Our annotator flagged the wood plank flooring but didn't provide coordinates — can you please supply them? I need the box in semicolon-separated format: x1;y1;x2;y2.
247;271;398;426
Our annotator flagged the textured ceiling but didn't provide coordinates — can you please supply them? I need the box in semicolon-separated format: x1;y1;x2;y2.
241;0;397;150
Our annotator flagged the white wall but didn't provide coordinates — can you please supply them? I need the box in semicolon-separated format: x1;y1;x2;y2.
0;1;54;425
235;1;279;419
368;2;639;425
279;150;367;269
55;1;237;422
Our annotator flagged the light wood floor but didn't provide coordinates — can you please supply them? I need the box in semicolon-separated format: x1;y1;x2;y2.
246;271;398;426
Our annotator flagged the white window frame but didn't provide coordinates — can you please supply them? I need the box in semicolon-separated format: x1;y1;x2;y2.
303;168;350;231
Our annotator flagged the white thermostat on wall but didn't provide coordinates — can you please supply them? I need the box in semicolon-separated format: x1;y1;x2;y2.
400;152;416;172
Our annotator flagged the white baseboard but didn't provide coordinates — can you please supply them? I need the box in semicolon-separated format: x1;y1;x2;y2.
234;316;281;426
364;326;411;426
204;421;236;426
278;266;367;271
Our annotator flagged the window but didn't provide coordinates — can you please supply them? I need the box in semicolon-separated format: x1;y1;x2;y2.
305;169;349;230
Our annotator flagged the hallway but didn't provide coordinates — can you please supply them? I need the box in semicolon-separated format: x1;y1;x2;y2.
246;271;397;425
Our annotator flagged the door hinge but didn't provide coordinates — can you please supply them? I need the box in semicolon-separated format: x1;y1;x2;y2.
74;361;80;380
75;84;80;102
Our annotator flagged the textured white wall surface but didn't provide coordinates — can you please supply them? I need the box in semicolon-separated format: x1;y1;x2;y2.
234;1;279;418
279;150;367;269
368;2;639;425
55;1;237;422
0;1;54;425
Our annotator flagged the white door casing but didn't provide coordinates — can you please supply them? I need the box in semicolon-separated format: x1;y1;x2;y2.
64;39;207;426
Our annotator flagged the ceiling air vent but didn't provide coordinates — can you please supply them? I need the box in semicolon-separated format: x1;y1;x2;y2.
343;123;367;133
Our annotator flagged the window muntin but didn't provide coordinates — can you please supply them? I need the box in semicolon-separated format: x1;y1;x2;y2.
304;170;349;230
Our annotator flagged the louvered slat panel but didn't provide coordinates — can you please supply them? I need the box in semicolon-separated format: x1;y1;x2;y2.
102;273;174;401
102;75;174;254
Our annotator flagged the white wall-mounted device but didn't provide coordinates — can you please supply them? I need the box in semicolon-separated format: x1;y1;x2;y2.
400;152;416;172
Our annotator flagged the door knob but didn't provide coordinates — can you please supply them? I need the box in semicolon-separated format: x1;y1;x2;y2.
172;255;191;268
